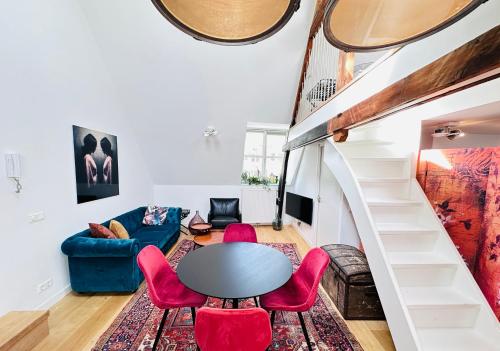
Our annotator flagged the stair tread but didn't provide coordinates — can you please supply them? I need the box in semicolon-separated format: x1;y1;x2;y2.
377;223;437;234
358;177;409;183
417;328;500;351
401;287;479;307
0;311;49;349
350;156;408;161
367;199;422;206
389;252;455;265
339;140;393;146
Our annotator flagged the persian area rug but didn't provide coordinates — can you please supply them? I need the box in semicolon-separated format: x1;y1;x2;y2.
93;240;363;351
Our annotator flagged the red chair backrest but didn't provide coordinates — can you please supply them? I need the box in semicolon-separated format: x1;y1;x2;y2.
137;245;176;307
223;223;257;243
195;307;272;351
295;248;330;310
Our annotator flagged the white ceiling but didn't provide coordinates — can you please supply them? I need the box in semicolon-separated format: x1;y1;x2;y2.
78;0;316;185
422;101;500;135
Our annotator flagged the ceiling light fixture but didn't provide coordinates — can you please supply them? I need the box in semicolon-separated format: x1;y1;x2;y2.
203;126;218;137
432;123;466;140
151;0;301;45
323;0;485;52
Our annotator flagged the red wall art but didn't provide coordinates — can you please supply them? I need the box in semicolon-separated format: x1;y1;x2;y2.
417;147;500;320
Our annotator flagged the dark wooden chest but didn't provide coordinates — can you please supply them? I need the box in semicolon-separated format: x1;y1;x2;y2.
321;244;385;320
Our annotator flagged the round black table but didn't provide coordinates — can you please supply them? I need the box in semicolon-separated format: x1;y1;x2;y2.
177;242;293;309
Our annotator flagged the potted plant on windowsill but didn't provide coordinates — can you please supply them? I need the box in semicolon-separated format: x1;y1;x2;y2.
241;172;278;189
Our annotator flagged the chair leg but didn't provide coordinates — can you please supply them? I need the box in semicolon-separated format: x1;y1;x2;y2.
222;299;226;308
297;312;313;351
153;309;169;351
253;297;259;307
191;307;196;325
191;307;200;351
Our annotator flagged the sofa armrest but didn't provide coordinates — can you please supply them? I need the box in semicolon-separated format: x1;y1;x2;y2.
61;236;140;258
207;211;213;223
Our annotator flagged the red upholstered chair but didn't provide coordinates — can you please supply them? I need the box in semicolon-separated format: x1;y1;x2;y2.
195;307;272;351
137;245;207;351
222;223;259;308
260;248;330;351
223;223;258;243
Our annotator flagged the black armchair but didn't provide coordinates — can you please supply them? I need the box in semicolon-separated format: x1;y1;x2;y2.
208;198;242;229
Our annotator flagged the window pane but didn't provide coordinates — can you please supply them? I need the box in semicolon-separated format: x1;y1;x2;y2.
265;157;283;184
266;134;286;158
243;156;263;178
244;132;264;156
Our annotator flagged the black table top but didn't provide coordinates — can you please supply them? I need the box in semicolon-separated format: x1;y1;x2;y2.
177;242;293;299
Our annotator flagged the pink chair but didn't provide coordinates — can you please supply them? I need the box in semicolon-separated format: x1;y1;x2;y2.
222;223;259;308
195;307;272;351
137;245;207;351
223;223;258;243
260;248;330;351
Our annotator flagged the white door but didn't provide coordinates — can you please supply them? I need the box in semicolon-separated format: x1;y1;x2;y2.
316;144;344;247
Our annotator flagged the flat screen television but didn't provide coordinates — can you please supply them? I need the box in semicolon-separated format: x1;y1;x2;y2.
285;192;313;225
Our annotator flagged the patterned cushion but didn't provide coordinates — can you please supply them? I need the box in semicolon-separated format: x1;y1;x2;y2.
142;205;168;226
109;220;129;239
89;223;117;239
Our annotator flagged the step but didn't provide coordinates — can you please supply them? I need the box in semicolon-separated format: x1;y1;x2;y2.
358;177;409;183
401;287;480;328
417;328;500;351
377;223;439;252
0;311;49;351
335;141;398;158
368;200;422;223
390;253;458;287
350;157;409;178
358;178;411;200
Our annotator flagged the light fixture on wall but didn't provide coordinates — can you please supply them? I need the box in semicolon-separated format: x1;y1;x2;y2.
151;0;301;45
203;126;218;137
323;0;485;52
5;153;22;193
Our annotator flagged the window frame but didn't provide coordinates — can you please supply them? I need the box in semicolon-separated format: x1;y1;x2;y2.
243;128;287;182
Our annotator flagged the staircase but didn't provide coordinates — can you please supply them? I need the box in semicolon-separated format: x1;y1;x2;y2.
323;124;500;351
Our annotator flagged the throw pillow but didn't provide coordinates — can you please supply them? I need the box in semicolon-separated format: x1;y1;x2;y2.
143;205;168;225
109;220;129;239
89;223;117;239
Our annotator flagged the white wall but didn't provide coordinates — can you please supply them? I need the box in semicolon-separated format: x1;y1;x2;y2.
0;0;153;316
77;0;316;186
289;142;360;248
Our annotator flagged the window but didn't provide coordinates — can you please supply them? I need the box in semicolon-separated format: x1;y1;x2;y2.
242;129;287;185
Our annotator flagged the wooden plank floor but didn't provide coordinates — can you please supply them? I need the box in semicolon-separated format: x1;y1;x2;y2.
33;225;395;351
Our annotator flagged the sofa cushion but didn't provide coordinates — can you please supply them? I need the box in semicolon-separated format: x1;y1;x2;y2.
132;223;178;249
110;220;129;239
142;205;167;226
89;223;117;239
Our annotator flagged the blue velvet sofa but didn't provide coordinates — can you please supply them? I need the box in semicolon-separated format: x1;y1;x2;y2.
61;207;181;293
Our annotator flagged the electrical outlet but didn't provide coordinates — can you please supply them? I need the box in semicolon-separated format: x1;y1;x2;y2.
37;278;53;294
29;211;45;223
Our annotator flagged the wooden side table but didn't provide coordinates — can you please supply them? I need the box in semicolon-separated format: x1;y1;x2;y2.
193;231;224;248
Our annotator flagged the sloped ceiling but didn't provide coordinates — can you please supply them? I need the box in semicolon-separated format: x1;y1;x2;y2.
77;0;315;185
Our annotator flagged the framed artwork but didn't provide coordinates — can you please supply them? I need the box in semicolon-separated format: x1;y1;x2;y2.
418;147;500;320
72;125;119;204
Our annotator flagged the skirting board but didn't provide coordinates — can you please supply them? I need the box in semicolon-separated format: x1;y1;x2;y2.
35;284;71;311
